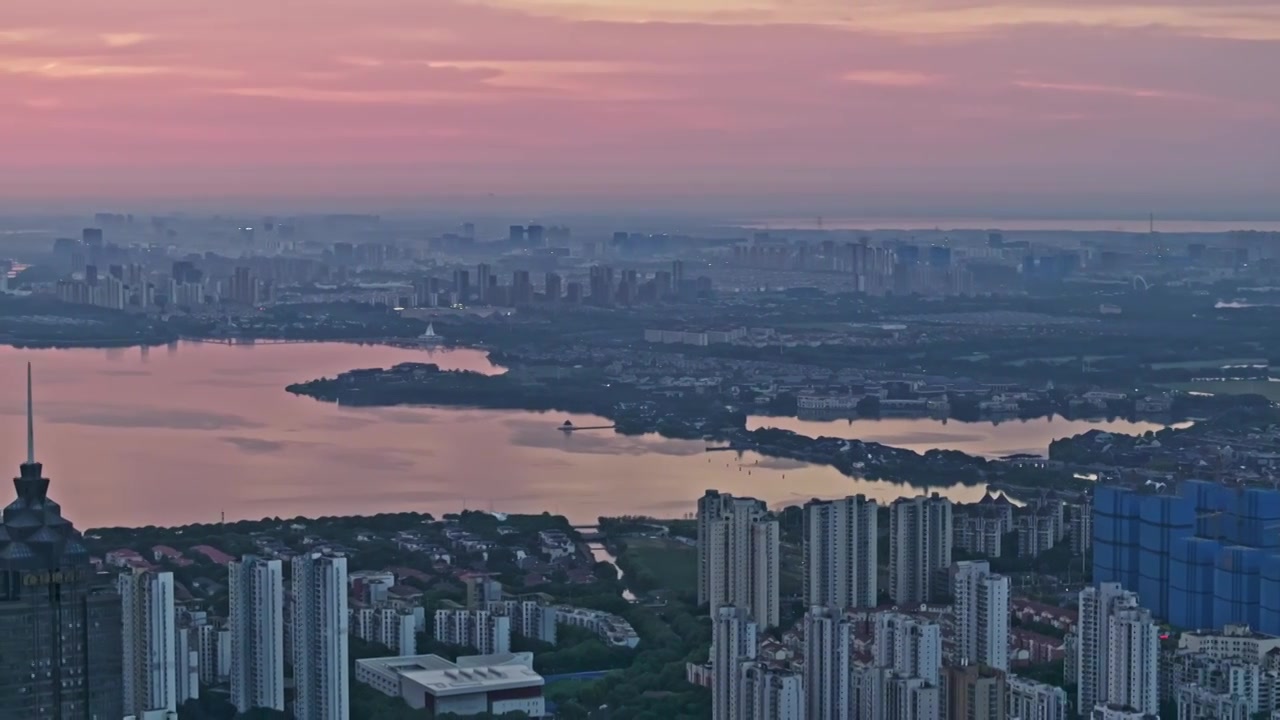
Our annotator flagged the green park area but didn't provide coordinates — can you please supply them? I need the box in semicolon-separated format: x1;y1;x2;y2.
619;537;698;596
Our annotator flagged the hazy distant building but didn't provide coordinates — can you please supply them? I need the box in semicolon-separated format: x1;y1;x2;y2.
698;490;780;627
229;555;285;713
889;494;953;605
804;495;877;610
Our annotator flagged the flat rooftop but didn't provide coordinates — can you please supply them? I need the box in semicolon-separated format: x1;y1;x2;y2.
357;651;540;695
403;664;543;697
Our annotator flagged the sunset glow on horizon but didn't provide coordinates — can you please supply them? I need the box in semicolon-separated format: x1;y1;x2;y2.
2;0;1277;214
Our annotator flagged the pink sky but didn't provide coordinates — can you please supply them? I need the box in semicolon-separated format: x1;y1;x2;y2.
1;0;1278;215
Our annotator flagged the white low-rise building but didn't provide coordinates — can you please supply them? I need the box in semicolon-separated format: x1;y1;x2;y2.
1176;684;1249;720
355;652;544;718
1178;625;1280;665
555;606;639;648
1007;674;1068;720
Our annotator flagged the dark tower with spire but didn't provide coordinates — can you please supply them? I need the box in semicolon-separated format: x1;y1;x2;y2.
0;364;122;719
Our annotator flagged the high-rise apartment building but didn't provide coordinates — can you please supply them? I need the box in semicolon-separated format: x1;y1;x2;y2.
197;622;232;686
804;496;878;611
874;612;942;687
1006;674;1069;720
352;607;417;656
487;599;558;645
0;366;122;718
854;612;945;719
713;605;758;720
175;626;200;705
889;494;953;605
1077;583;1158;717
229;555;285;713
433;609;512;655
698;490;780;627
1175;684;1249;720
943;664;1006;720
805;606;851;720
1106;606;1159;715
465;575;503;609
952;560;1010;671
291;553;349;720
741;663;805;720
119;569;178;718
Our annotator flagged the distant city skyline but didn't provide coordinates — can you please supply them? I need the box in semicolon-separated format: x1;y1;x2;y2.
1;0;1277;215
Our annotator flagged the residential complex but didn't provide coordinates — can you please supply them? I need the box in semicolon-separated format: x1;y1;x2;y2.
229;555;285;713
1094;482;1280;633
1077;583;1158;717
1007;675;1068;720
803;496;878;611
699;490;781;627
804;606;851;720
119;569;178;718
352;607;417;656
713;605;760;720
952;560;1011;671
889;494;953;606
291;552;350;720
943;664;1006;720
435;609;512;655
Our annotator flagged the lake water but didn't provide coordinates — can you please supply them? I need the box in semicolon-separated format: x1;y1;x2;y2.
0;343;994;530
747;415;1186;458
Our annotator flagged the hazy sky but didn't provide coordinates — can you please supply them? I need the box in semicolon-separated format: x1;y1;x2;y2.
2;0;1278;217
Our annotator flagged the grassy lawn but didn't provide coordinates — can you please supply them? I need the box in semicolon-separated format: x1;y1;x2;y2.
624;537;698;596
1165;380;1280;401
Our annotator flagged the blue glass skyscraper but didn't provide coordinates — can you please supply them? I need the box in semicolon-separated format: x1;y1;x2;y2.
1094;480;1280;633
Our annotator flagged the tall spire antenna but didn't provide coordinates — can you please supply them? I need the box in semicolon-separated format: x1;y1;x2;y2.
26;362;34;465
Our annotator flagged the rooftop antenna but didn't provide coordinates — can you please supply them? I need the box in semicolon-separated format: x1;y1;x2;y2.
25;362;34;465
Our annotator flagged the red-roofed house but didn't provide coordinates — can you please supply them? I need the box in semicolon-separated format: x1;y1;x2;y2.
1011;628;1067;665
1012;599;1077;631
105;549;144;568
151;545;194;567
190;545;235;566
152;545;184;561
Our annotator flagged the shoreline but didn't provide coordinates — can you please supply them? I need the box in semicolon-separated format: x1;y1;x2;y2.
283;363;1107;496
